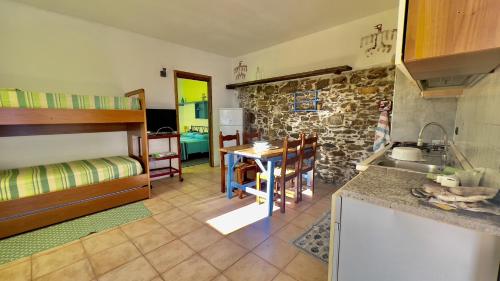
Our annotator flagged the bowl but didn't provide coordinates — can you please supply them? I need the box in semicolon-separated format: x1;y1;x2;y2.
389;147;424;162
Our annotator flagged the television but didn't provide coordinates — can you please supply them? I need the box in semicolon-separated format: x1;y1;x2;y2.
146;109;177;133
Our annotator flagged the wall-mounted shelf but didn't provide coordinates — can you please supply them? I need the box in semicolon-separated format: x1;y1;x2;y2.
291;90;320;112
226;65;352;89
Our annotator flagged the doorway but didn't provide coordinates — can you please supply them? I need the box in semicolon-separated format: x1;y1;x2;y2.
174;70;214;168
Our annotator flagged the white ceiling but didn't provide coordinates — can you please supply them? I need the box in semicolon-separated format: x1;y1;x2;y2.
12;0;398;57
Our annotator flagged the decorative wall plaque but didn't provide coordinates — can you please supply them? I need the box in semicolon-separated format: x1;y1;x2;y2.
360;24;397;57
233;61;247;80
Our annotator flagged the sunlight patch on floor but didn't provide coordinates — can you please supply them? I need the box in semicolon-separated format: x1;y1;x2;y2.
207;202;280;235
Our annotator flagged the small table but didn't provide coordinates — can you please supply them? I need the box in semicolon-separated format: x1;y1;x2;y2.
220;142;287;217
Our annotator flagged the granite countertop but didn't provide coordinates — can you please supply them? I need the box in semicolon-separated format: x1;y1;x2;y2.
338;166;500;236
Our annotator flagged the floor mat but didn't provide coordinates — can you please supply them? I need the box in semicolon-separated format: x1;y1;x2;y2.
293;211;331;263
0;202;151;265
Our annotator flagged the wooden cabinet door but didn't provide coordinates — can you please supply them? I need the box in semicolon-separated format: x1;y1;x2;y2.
405;0;500;61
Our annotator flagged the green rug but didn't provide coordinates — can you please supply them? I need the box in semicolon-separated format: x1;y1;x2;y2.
0;202;151;265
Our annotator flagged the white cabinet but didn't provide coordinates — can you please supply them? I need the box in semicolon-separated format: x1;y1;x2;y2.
330;196;500;281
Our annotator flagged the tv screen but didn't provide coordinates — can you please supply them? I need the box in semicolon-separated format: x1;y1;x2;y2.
146;109;177;133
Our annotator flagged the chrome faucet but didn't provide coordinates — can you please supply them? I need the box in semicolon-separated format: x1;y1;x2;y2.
417;122;449;165
417;122;448;147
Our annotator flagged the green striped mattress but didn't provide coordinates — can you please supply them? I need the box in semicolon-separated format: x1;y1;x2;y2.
0;156;143;202
0;88;141;110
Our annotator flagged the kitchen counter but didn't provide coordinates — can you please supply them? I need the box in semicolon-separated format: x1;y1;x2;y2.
338;166;500;236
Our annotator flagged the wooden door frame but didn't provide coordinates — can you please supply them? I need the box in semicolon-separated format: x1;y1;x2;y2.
173;70;214;167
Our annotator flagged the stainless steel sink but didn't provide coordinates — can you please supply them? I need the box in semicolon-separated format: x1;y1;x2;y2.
373;158;444;173
371;143;447;174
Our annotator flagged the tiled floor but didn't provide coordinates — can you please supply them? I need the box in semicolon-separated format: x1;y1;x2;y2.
0;164;338;281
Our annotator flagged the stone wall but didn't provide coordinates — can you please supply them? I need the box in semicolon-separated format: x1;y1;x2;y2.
237;65;395;184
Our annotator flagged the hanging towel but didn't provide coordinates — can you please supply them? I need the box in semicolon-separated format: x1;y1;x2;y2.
373;111;391;152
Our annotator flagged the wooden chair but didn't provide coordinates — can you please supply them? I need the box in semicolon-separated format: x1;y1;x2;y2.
243;130;261;144
219;130;257;198
256;137;302;213
298;132;318;201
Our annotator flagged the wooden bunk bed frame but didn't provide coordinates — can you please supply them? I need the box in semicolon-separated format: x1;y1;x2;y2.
0;89;150;238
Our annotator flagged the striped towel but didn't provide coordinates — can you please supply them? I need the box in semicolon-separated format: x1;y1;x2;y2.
373;111;391;152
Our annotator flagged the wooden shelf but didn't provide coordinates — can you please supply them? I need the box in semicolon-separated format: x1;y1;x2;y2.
226;65;352;89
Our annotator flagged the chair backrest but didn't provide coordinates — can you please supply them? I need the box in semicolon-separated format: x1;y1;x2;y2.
219;130;240;148
219;130;240;166
243;130;261;144
279;137;302;182
300;132;318;171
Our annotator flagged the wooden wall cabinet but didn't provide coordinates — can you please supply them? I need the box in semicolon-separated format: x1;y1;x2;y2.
404;0;500;80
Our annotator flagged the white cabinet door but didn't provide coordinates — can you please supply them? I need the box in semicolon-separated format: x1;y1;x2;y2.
337;197;500;281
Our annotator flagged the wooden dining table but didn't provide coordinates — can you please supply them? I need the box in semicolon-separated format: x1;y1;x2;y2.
219;141;291;217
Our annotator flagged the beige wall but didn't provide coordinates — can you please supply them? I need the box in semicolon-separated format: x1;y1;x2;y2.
0;0;236;169
231;9;398;83
454;69;500;187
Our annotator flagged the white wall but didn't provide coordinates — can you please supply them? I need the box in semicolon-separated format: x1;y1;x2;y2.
454;68;500;188
0;0;236;169
391;69;458;143
231;9;398;83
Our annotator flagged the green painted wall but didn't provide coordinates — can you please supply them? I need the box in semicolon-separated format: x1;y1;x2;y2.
178;78;208;133
178;78;208;103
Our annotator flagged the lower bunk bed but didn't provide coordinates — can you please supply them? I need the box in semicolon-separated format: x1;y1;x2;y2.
0;156;149;238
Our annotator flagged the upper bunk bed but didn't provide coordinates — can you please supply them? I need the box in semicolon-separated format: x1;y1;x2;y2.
0;88;150;238
0;88;147;136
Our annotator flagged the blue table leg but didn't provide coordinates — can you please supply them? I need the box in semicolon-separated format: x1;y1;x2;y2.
266;159;275;216
226;154;234;199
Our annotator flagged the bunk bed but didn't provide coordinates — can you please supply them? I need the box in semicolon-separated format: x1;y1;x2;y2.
0;88;150;238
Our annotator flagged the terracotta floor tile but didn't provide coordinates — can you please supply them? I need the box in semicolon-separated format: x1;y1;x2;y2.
153;208;189;226
132;227;176;254
145;240;195;273
192;207;227;223
35;259;94;281
120;217;162;238
156;188;184;200
290;213;318;229
166;194;197;207
303;203;330;218
164;216;203;237
32;241;86;279
212;274;231;281
271;208;300;223
251;216;288;235
224;253;279;281
284;253;327;281
180;225;223;251
144;197;175;214
274;224;305;243
273;272;298;281
81;228;128;255
286;202;312;213
89;241;140;276
199;238;248;270
253;237;299;269
177;201;215;215
161;255;218;281
98;257;158;281
0;257;31;281
188;188;220;200
227;225;270;250
177;183;204;194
